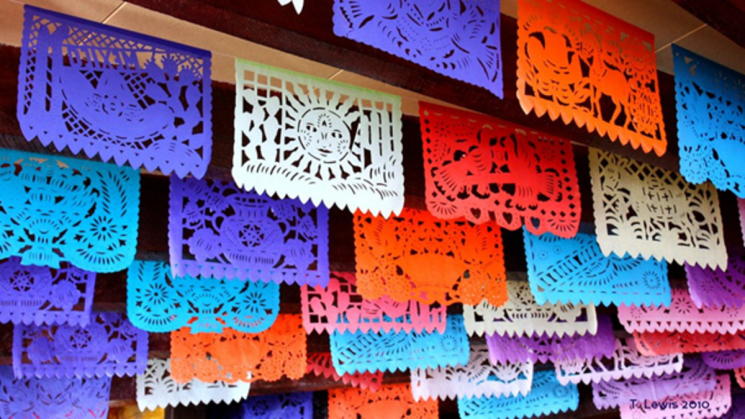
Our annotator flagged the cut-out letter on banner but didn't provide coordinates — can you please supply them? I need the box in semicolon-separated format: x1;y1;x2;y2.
354;208;506;306
169;176;329;285
170;314;306;384
555;338;684;385
330;314;469;375
419;102;580;236
18;6;212;179
0;149;140;273
686;254;745;308
128;261;279;333
516;0;666;155
619;374;731;419
463;277;598;337
0;365;112;418
227;392;313;419
301;271;446;334
457;370;579;419
0;257;96;327
306;353;383;392
137;358;251;411
332;1;502;97
524;230;670;306
13;312;148;378
410;344;533;401
233;59;404;217
329;384;438;419
618;288;745;335
590;149;727;269
674;45;745;197
635;330;745;356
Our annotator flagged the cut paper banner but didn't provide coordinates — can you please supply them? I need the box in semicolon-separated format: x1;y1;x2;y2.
170;314;306;384
13;312;148;378
686;253;745;308
410;344;533;401
18;6;212;179
227;392;313;419
277;0;304;14
0;257;95;326
618;288;745;334
634;330;745;356
463;277;598;337
674;45;745;197
169;176;329;285
128;261;279;333
702;350;745;370
555;338;684;385
457;370;579;419
619;374;731;419
330;314;469;375
419;102;580;237
0;149;140;273
486;315;615;365
136;358;251;411
301;271;446;334
329;384;438;419
591;358;717;409
524;230;670;306
590;149;727;269
306;353;383;392
721;394;745;419
233;59;404;217
741;199;745;244
0;365;111;418
516;0;666;155
332;1;502;97
737;368;745;388
354;208;506;306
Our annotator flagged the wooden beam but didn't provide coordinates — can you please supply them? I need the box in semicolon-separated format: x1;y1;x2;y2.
671;0;745;49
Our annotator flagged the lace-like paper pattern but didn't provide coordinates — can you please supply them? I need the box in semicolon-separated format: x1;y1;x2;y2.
169;176;329;285
302;271;446;334
330;314;469;375
517;0;665;155
487;315;615;365
619;288;745;334
355;208;506;306
702;350;745;370
170;314;306;384
686;254;745;308
128;261;279;333
463;278;598;337
525;230;670;306
457;370;579;419
18;6;212;178
634;330;745;356
410;345;533;401
233;59;404;217
0;365;111;418
306;353;383;391
13;312;148;378
329;384;438;419
0;257;95;326
136;358;251;411
619;374;731;419
674;45;745;197
590;149;726;269
419;102;580;236
332;1;502;97
0;149;140;272
228;392;313;419
592;358;717;409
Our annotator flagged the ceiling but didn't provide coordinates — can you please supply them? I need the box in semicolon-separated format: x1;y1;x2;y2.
1;0;744;116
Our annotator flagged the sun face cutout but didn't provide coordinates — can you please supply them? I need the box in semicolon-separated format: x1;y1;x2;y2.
297;108;354;163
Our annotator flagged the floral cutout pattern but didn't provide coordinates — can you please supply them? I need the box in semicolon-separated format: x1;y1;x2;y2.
227;392;313;419
0;149;140;273
306;353;383;392
127;261;279;333
233;59;404;217
619;374;731;419
169;176;329;285
590;149;727;269
18;6;212;178
702;350;745;370
634;330;745;356
13;312;148;378
329;384;438;419
301;271;446;334
420;102;580;236
332;0;503;97
686;253;745;308
463;277;598;337
354;208;506;306
517;0;666;155
0;257;96;327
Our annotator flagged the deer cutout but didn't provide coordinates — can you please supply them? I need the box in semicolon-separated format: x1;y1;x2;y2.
587;40;633;129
